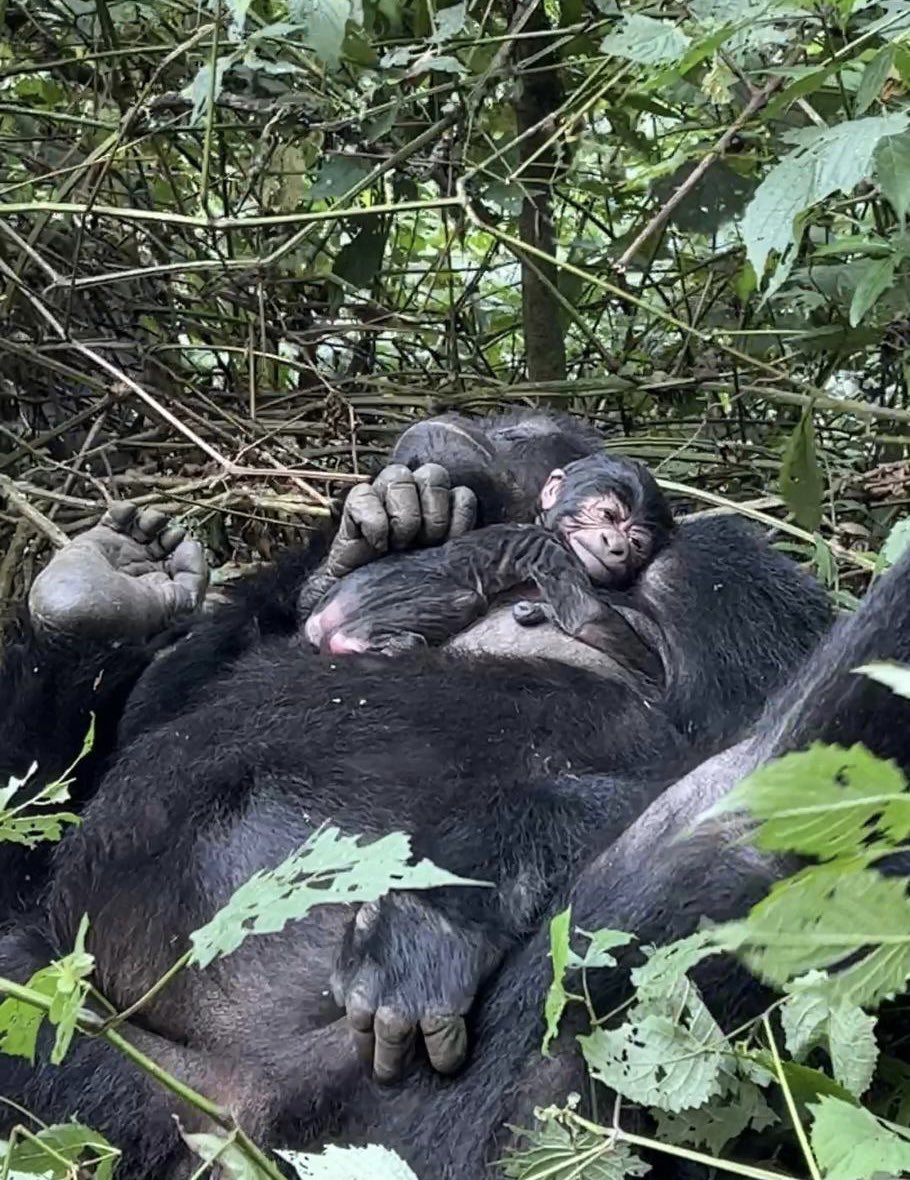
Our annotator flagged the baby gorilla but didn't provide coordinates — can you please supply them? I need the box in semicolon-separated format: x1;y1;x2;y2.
304;453;673;684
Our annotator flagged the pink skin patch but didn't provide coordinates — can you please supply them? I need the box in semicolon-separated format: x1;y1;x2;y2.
305;594;370;655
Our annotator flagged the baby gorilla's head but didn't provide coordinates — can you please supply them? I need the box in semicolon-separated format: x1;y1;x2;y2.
535;453;674;587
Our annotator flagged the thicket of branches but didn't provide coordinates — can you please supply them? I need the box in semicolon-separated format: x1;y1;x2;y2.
4;0;910;606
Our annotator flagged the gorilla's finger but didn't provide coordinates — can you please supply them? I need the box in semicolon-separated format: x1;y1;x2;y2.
448;486;477;539
513;600;549;627
134;508;168;541
102;501;137;532
373;1007;417;1084
168;540;209;610
413;463;451;545
345;485;389;552
421;1013;468;1075
346;1001;376;1072
158;526;187;554
373;465;420;551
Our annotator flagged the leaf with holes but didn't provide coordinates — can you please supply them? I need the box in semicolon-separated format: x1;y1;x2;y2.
699;742;910;859
712;861;910;1008
189;827;488;968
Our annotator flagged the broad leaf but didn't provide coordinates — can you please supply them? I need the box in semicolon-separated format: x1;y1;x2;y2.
653;1078;776;1155
782;972;878;1097
290;0;353;68
581;1012;726;1113
283;1144;421;1178
309;155;373;202
189;827;488;968
502;1111;650;1180
1;1122;118;1179
809;1096;910;1180
849;254;897;325
780;411;823;531
334;217;386;289
855;44;895;114
700;742;910;859
856;661;910;699
879;516;910;567
875;130;910;222
601;14;691;65
742;114;910;282
542;906;572;1056
713;861;910;1008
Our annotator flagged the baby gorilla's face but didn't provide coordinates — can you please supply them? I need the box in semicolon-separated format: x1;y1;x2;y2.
537;454;670;587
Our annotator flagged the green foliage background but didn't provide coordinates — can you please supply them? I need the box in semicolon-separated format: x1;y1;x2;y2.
5;0;910;589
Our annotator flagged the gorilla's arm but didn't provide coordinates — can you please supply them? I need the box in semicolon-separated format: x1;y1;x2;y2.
0;505;208;790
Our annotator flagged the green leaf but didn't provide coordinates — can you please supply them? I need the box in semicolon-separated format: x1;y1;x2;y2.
742;114;910;282
713;861;910;1008
184;1132;270;1179
542;907;572;1056
290;0;353;69
809;1096;910;1180
653;1078;776;1155
334;217;386;289
308;155;373;202
1;1122;118;1179
580;1012;726;1113
182;55;233;124
879;516;910;567
569;927;633;970
188;827;489;969
856;45;895;114
224;0;254;35
282;1144;421;1178
601;14;692;66
875;130;910;223
856;661;910;699
700;742;910;859
501;1111;650;1180
780;410;823;532
849;254;897;325
631;931;718;997
782;972;878;1097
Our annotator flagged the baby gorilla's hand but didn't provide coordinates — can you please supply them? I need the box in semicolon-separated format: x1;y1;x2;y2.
29;503;208;642
327;463;477;577
331;893;503;1083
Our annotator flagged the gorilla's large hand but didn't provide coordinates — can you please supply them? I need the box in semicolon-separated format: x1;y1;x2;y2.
29;504;208;642
331;893;503;1083
327;463;477;577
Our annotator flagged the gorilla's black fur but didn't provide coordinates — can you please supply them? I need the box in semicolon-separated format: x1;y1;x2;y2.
0;409;837;1178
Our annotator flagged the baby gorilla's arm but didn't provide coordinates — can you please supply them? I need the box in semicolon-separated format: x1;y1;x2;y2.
304;524;664;685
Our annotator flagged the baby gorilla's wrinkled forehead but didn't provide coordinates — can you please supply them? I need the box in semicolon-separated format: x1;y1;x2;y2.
550;453;673;530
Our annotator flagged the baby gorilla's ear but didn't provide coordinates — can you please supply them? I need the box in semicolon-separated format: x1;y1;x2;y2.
539;469;565;511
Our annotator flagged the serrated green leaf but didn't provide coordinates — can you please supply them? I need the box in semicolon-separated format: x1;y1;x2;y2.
1;1122;118;1179
700;742;910;859
542;907;572;1056
875;130;910;223
580;1012;726;1113
653;1077;777;1155
713;861;910;1007
856;660;910;699
184;1132;269;1179
849;254;897;325
809;1096;910;1180
779;410;824;531
829;1001;878;1097
308;155;373;202
189;827;488;968
856;45;895;114
743;114;910;282
631;931;718;997
282;1144;421;1178
601;14;691;65
501;1112;650;1180
569;927;633;970
782;972;878;1097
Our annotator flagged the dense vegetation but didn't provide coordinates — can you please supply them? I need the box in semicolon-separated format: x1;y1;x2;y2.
5;0;910;1175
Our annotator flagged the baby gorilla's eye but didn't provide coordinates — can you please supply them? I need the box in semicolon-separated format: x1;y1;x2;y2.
628;528;649;552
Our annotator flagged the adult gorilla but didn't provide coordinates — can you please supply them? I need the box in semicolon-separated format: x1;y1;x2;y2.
0;410;831;1178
